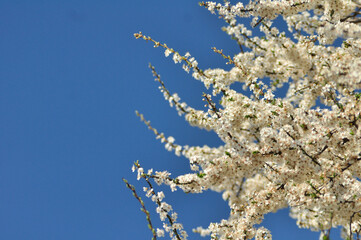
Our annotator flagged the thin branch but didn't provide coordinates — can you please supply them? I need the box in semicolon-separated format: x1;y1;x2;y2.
123;178;157;240
143;178;182;240
284;131;321;166
253;17;265;27
134;32;208;79
148;63;189;114
135;111;182;152
133;162;183;240
211;47;248;75
236;178;245;197
349;210;361;240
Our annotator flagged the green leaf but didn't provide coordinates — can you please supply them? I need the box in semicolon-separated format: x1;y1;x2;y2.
343;41;351;48
245;114;257;119
197;173;206;178
272;79;280;87
337;103;344;110
271;111;279;116
355;93;361;100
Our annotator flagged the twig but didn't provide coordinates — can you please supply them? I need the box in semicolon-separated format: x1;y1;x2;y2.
284;131;321;166
148;63;189;114
123;178;157;240
133;162;183;240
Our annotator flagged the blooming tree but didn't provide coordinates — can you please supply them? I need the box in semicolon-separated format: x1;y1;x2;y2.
124;0;361;239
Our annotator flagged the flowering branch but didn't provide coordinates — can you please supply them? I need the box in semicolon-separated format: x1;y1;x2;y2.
122;178;157;240
132;161;188;239
129;0;361;239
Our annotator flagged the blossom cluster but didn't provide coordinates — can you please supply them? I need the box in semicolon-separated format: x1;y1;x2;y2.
129;0;361;239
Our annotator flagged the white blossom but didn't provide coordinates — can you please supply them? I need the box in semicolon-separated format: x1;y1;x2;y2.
164;49;172;57
131;0;361;239
157;228;165;237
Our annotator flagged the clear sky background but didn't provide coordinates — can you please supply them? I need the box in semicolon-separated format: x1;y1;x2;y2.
0;1;343;240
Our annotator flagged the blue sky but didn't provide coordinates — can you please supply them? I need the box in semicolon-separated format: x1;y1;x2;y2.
0;1;342;239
